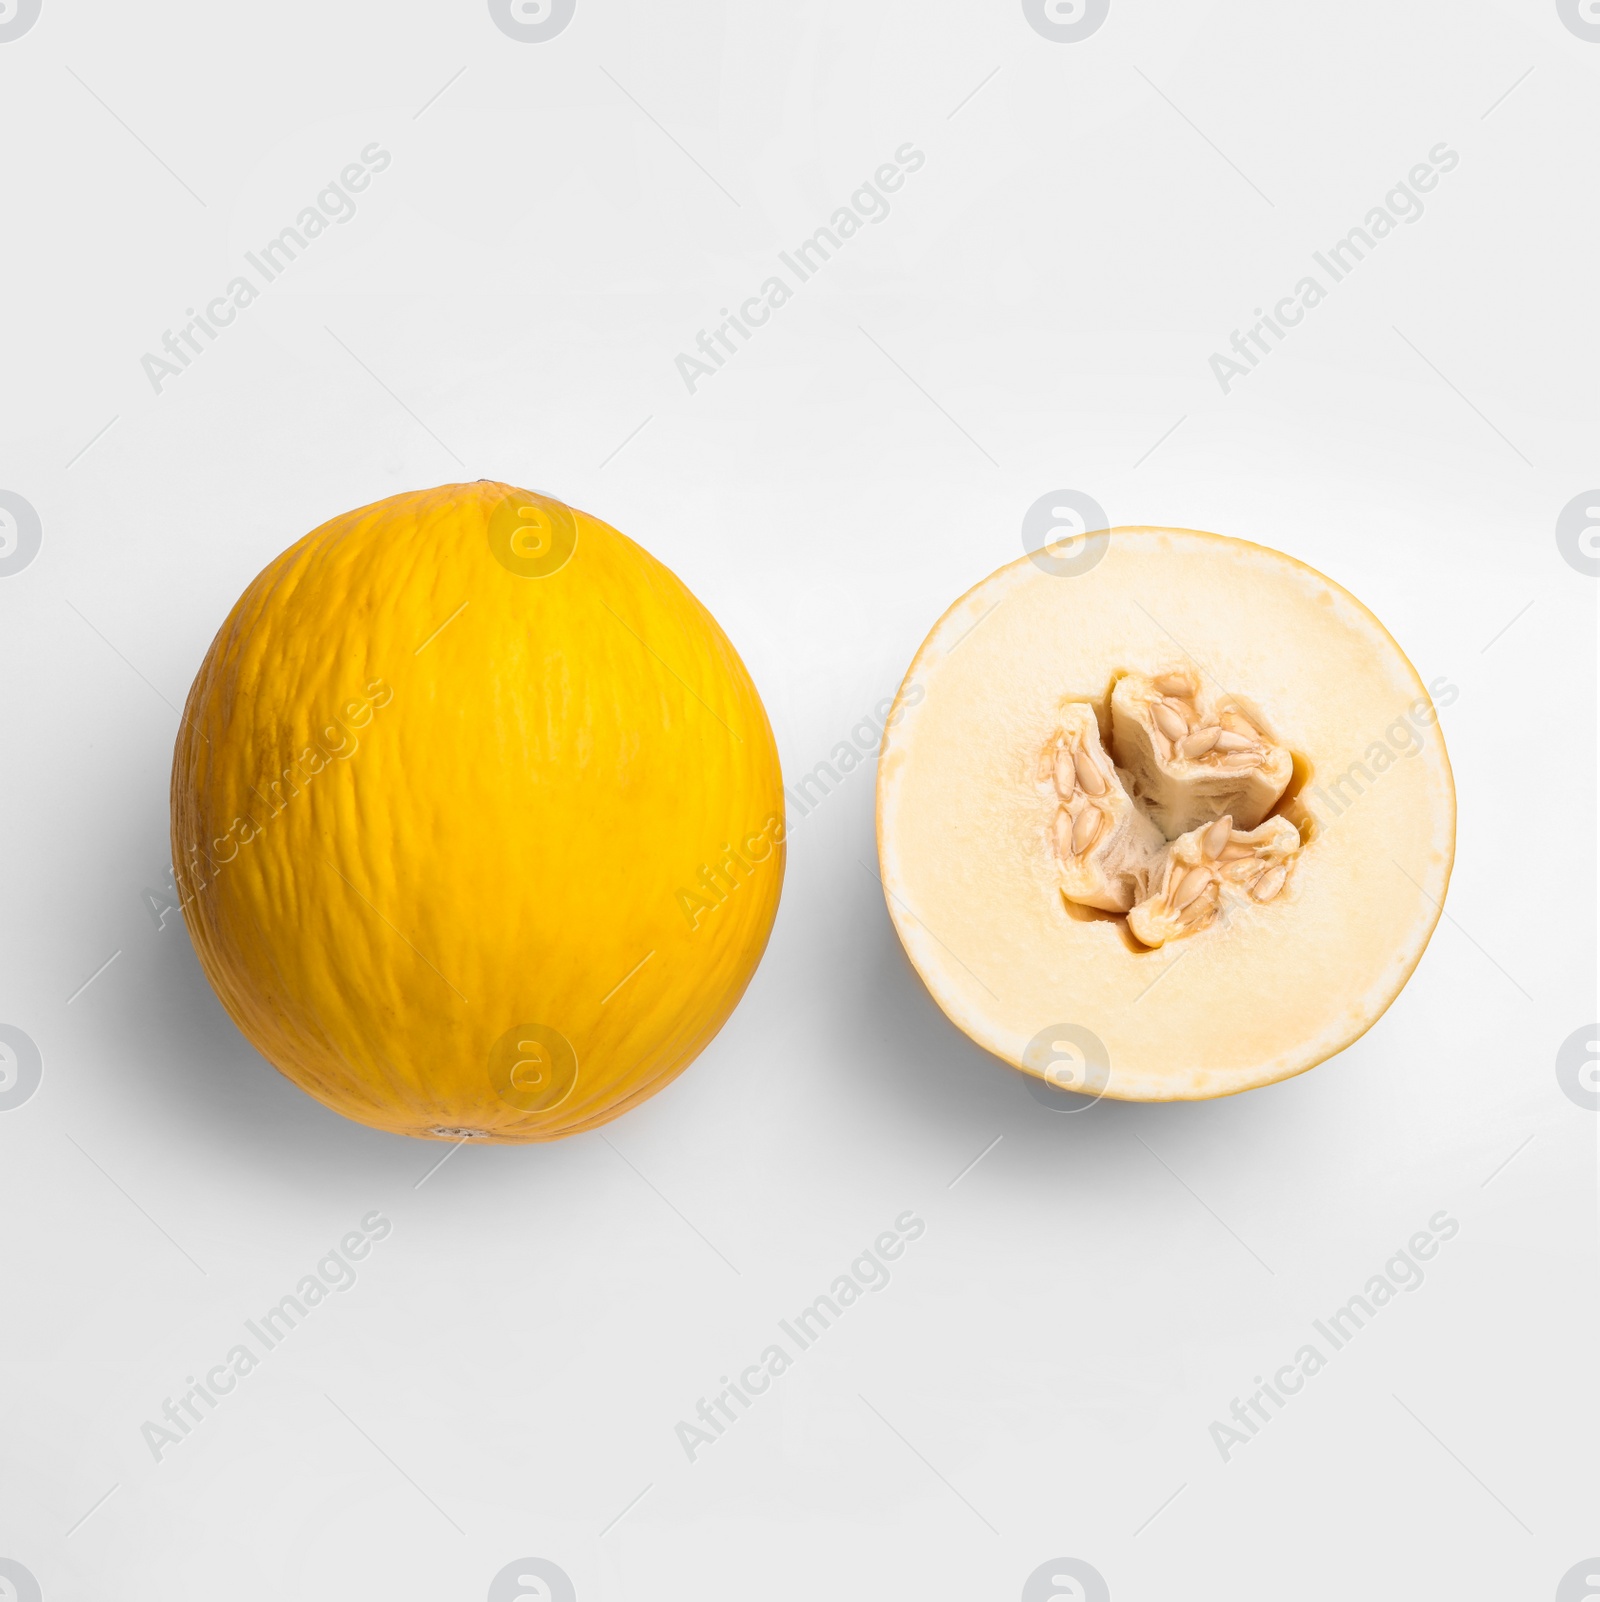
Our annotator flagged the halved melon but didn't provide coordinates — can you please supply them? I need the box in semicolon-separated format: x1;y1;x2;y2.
875;528;1455;1101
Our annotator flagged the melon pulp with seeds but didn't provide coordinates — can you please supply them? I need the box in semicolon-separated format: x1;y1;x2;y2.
171;482;784;1141
875;528;1455;1101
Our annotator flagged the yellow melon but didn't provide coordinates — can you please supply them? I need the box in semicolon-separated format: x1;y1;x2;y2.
875;528;1455;1101
171;482;784;1141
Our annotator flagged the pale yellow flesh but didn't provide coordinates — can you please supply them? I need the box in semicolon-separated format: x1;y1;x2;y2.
875;529;1455;1101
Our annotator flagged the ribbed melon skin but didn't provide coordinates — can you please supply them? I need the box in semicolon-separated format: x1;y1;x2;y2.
172;482;784;1140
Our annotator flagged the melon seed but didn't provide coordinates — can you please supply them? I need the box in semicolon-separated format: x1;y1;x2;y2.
1201;816;1232;859
1054;808;1073;858
1250;864;1288;902
1072;807;1102;855
1171;865;1212;910
1054;747;1076;800
1180;726;1221;759
1151;702;1188;742
1074;751;1107;795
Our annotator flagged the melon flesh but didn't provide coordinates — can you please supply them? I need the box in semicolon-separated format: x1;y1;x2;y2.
875;528;1455;1101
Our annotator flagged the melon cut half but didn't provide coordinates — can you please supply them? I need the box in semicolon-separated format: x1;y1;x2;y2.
875;528;1456;1102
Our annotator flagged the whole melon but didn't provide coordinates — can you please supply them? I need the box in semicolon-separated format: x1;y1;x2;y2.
172;482;784;1141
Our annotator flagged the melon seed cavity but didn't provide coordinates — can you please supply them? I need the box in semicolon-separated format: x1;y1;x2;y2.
1040;671;1302;946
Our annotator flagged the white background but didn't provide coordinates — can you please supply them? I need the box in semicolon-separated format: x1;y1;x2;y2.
1;2;1597;1599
